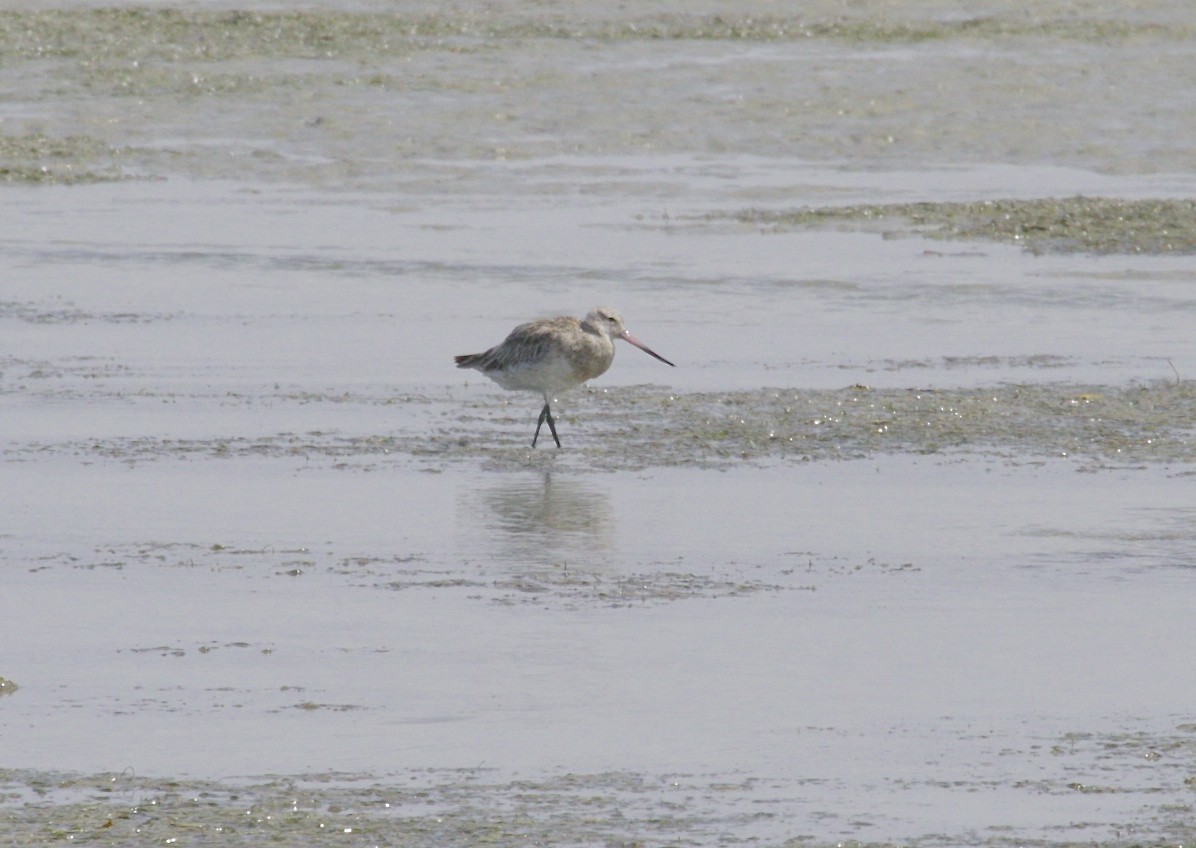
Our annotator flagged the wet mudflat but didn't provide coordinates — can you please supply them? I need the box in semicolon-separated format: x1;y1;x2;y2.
4;1;1196;846
5;456;1196;845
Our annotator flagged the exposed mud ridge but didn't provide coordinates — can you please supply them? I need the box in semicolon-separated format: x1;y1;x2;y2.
725;197;1196;255
7;382;1193;472
4;728;1196;848
1;7;1190;65
0;768;788;847
588;380;1196;470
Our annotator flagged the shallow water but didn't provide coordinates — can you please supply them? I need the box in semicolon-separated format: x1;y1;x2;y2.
3;2;1196;846
6;457;1196;844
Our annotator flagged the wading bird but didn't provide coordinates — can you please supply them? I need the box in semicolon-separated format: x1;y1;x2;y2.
454;307;675;447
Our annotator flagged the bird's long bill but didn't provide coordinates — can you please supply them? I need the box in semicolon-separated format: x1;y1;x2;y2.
619;331;676;367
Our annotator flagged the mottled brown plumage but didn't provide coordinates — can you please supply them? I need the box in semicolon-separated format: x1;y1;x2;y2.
455;307;674;447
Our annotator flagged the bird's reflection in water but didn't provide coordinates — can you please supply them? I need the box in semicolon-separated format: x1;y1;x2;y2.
461;472;615;570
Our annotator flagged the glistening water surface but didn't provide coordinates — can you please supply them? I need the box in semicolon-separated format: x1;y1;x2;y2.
3;2;1196;846
6;458;1196;844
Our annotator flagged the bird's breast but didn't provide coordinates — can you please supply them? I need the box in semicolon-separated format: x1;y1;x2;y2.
566;337;614;383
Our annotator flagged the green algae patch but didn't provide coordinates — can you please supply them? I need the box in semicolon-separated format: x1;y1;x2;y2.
0;134;130;184
727;197;1196;255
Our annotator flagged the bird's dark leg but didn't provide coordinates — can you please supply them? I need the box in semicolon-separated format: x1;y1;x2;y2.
544;404;561;448
532;401;562;448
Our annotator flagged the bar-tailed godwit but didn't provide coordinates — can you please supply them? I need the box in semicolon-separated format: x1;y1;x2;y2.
454;306;675;447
